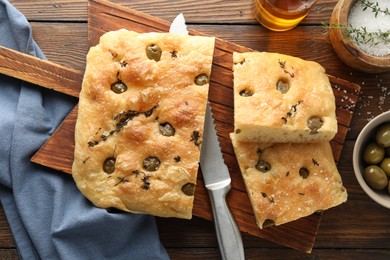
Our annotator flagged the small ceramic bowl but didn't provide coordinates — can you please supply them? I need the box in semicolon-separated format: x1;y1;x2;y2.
353;110;390;209
329;0;390;73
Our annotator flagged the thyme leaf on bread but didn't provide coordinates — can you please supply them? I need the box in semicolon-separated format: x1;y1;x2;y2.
278;59;295;77
82;157;90;164
278;60;286;68
234;59;246;65
120;60;128;67
261;192;275;203
141;174;151;190
312;158;320;166
281;101;303;124
170;50;178;58
190;131;202;146
114;170;142;187
115;174;131;186
88;105;158;147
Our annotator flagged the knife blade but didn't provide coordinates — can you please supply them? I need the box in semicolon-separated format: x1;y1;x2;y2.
169;13;188;35
200;104;245;260
169;14;244;260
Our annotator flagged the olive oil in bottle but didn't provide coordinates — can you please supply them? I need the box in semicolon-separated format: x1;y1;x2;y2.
252;0;317;31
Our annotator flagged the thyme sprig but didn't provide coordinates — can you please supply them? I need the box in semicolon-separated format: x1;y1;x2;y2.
88;105;158;147
322;1;390;47
359;0;390;17
281;100;303;124
322;22;390;47
278;59;295;78
190;131;202;146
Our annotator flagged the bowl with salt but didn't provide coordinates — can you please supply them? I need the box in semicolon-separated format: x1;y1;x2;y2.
328;0;390;73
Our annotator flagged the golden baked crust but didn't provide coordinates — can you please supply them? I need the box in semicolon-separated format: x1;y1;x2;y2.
230;134;347;228
72;29;215;219
233;52;337;143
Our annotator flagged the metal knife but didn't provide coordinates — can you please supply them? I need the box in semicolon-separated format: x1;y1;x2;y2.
200;104;245;260
170;13;244;260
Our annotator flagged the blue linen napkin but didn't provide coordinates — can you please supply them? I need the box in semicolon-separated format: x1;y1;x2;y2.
0;1;169;259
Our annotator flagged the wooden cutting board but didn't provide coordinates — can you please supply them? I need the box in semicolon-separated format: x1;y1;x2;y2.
30;0;361;253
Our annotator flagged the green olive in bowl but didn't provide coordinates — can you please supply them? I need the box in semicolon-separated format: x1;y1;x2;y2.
363;142;385;164
363;165;388;190
376;123;390;148
380;158;390;177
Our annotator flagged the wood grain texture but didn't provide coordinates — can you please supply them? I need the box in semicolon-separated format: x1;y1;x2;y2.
30;22;88;72
162;248;390;259
29;0;361;253
0;249;19;260
0;46;82;97
9;0;337;24
0;207;16;248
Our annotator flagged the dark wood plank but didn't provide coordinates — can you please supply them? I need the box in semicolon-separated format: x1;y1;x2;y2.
164;248;390;259
30;22;88;72
0;206;16;248
0;46;82;98
10;0;338;24
0;249;19;260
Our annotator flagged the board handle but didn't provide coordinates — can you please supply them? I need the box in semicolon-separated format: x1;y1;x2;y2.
0;45;82;98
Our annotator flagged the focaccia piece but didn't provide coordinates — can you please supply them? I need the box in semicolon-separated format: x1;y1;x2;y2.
233;52;337;143
230;134;347;229
72;29;215;219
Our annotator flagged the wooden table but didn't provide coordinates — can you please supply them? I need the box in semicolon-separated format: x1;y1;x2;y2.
1;0;390;259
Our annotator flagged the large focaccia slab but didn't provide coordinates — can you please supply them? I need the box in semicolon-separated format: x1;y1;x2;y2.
72;29;215;219
233;52;337;143
230;134;347;228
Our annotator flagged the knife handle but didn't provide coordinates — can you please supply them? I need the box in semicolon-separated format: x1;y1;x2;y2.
208;183;245;260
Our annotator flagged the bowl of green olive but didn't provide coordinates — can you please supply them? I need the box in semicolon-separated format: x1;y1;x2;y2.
353;110;390;209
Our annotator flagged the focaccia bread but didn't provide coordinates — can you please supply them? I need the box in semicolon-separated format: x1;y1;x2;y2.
72;29;215;219
233;52;337;143
230;134;347;228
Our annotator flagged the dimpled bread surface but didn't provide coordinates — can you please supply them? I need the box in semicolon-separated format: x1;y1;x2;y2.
72;29;215;219
230;134;347;229
233;52;337;143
